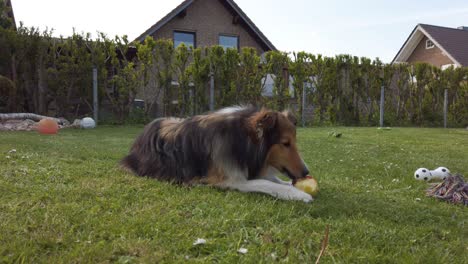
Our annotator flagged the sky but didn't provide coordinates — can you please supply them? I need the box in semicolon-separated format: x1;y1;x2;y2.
10;0;468;63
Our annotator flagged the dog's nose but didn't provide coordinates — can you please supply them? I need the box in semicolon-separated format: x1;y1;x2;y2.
302;168;310;178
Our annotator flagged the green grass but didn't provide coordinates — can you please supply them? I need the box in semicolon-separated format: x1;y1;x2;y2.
1;127;467;263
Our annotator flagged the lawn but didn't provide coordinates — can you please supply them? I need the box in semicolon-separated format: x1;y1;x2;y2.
0;126;467;263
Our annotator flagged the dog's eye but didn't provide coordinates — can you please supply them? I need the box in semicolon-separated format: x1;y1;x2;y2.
283;142;291;147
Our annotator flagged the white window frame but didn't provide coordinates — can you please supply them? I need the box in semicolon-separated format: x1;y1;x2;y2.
426;39;435;49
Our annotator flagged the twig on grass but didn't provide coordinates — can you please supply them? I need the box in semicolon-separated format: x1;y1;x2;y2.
315;225;330;264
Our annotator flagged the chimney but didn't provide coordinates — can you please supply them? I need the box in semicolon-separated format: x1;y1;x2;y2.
457;26;468;31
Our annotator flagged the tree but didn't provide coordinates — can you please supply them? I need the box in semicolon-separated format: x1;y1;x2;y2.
444;67;468;126
0;74;14;110
189;48;210;114
408;63;433;125
207;46;225;109
46;31;94;118
173;43;192;116
0;0;14;29
238;47;265;106
220;47;240;107
136;37;160;117
309;55;338;124
264;51;290;110
289;51;312;125
104;35;140;123
153;39;174;116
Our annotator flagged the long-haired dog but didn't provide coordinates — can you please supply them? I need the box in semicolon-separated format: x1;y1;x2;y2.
121;106;313;202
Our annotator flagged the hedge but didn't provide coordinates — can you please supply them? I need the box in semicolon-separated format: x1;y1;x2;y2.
0;25;466;127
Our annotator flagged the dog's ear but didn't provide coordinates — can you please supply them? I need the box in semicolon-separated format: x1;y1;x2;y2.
282;110;297;126
249;111;277;142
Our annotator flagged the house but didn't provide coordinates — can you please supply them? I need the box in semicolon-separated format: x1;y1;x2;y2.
134;0;276;54
134;0;280;116
393;24;468;69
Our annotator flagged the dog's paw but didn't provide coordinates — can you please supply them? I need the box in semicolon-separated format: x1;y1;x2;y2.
289;191;313;203
301;194;314;203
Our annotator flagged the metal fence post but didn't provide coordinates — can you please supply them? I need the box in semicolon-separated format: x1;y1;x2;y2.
210;72;214;111
444;89;448;128
302;82;306;127
93;67;98;125
379;86;384;128
189;89;195;116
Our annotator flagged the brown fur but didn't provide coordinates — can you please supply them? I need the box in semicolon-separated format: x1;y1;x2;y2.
121;106;308;185
264;112;306;182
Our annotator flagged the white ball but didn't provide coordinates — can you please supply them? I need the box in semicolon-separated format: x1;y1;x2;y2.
81;117;96;129
414;168;431;181
431;167;451;180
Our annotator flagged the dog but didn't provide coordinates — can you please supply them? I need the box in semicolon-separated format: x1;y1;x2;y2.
121;106;313;202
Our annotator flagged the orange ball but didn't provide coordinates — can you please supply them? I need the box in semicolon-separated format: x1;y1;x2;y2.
37;119;59;135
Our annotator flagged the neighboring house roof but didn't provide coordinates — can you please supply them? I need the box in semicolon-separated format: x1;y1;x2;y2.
134;0;276;51
393;24;468;67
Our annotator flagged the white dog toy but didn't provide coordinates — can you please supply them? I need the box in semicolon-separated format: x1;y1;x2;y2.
414;168;432;181
414;167;451;182
430;167;451;180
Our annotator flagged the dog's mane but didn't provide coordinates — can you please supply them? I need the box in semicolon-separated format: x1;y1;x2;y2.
121;106;280;183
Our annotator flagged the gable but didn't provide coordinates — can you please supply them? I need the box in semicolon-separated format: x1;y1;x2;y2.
407;36;453;67
393;24;468;67
421;24;468;67
135;0;275;53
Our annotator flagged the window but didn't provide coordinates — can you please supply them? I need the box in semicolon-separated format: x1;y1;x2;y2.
174;31;195;48
426;39;435;49
219;35;239;50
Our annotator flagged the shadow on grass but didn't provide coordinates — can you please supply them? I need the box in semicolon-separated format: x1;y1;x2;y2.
200;182;464;230
310;186;462;227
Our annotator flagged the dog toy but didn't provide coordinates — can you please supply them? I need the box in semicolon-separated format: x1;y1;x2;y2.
81;117;96;129
36;118;59;134
295;176;319;196
414;168;432;181
427;174;467;206
430;167;451;180
414;167;451;182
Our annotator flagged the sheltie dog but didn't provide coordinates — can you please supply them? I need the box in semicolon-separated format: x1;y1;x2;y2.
121;106;313;202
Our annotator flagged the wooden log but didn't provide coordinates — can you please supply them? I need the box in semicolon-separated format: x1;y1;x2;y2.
0;113;69;125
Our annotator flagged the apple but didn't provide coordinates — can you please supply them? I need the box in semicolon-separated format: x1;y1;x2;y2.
294;176;319;196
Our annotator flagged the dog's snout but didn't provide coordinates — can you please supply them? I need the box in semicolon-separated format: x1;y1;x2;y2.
300;158;309;178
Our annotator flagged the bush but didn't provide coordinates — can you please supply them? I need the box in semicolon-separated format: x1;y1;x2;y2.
0;75;15;111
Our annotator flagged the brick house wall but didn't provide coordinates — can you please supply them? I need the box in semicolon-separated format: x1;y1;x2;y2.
407;36;454;67
150;0;267;54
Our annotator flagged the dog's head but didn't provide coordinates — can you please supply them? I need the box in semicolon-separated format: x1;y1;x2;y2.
249;109;309;181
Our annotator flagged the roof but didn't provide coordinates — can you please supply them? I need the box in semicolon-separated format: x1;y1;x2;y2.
393;24;468;66
134;0;276;51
